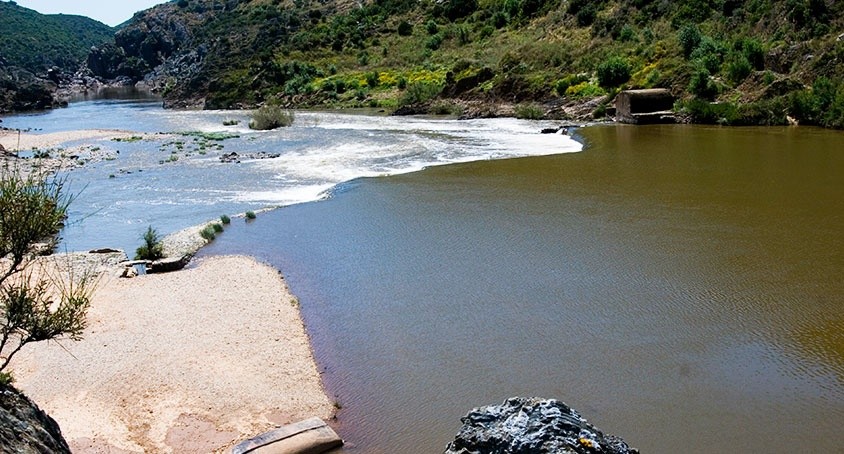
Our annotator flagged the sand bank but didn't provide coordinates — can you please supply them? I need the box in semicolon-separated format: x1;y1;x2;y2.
10;255;335;453
0;129;136;151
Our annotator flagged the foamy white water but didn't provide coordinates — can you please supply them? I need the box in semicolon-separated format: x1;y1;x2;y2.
2;99;581;252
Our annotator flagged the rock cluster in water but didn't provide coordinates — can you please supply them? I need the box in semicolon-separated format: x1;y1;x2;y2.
444;397;637;454
0;385;70;453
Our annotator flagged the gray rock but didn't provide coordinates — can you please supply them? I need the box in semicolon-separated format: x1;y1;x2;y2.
0;385;71;454
444;397;637;454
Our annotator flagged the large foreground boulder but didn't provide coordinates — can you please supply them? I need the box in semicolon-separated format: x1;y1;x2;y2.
0;384;71;453
444;397;637;454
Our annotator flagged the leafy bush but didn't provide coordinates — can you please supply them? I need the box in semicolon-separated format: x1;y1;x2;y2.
555;74;589;95
426;34;444;50
200;226;216;241
212;222;224;233
245;211;257;220
678;24;702;58
689;69;719;99
426;20;439;35
220;214;231;224
565;81;606;98
514;103;545;119
0;171;95;377
397;21;413;36
726;54;752;85
135;226;165;261
249;106;294;130
399;81;443;106
596;56;631;88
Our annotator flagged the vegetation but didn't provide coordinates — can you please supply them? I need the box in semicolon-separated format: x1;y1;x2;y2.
220;214;231;225
0;1;114;72
211;222;224;233
135;226;164;260
245;211;257;220
0;170;95;383
249;106;295;130
199;225;216;241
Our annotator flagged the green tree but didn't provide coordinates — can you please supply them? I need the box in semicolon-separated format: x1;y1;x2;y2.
0;171;94;382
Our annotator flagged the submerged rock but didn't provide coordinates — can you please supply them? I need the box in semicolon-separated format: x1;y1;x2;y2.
444;397;637;454
0;385;71;453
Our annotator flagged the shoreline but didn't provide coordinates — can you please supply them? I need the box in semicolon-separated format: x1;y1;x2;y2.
10;249;336;453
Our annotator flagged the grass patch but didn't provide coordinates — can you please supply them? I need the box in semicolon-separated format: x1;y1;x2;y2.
200;226;216;241
135;226;164;260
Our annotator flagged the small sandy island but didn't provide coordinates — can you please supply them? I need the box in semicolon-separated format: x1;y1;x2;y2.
10;255;335;453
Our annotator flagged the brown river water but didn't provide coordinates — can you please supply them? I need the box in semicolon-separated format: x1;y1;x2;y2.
201;124;844;453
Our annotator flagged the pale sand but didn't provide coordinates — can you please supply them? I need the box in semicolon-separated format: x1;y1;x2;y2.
10;255;335;453
0;129;136;151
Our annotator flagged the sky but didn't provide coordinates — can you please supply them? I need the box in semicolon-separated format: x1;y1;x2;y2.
14;0;168;26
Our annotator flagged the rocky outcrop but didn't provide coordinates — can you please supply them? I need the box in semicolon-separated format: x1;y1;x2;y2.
444;397;637;454
0;64;57;113
0;384;71;454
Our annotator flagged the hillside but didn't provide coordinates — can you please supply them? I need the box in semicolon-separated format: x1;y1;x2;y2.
0;1;115;113
0;1;114;72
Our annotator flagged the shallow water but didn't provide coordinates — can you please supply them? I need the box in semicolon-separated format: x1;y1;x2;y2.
201;124;844;453
6;100;844;452
2;99;578;252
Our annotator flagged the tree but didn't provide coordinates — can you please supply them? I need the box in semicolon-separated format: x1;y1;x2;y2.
0;170;94;383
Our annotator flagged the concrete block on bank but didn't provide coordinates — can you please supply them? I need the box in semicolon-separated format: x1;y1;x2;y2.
231;417;343;454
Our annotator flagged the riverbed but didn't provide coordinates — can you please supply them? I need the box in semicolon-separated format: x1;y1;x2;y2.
4;99;844;453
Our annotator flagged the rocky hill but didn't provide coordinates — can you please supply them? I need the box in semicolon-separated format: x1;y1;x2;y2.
0;1;114;113
87;0;844;127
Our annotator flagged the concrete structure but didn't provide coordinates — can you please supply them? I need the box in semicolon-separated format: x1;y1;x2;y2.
615;89;676;124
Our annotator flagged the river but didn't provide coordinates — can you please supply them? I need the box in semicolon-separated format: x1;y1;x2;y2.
4;99;844;453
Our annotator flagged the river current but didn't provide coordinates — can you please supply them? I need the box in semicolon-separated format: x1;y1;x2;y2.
2;96;579;252
4;98;844;453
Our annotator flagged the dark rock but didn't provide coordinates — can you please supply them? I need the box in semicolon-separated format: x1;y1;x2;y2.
0;384;71;454
220;151;280;163
444;397;637;454
90;248;122;254
148;254;192;273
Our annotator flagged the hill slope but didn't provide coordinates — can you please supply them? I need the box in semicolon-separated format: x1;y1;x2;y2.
76;0;844;126
0;1;114;72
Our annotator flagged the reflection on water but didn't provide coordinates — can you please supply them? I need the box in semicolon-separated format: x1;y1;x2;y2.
202;124;844;453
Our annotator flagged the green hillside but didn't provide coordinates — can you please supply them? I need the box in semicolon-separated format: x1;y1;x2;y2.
93;0;844;127
0;1;114;72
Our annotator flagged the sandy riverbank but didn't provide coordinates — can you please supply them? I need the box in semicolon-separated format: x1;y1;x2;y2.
0;129;139;177
10;254;335;453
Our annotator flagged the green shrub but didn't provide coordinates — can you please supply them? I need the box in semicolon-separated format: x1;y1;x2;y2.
678;24;702;58
555;74;589;95
222;119;240;126
245;210;257;220
220;214;231;224
726;54;752;85
514;103;545;119
366;71;379;88
212;222;224;233
565;81;605;98
135;226;164;261
397;76;408;89
397;21;413;36
426;34;443;50
399;81;442;106
689;69;719;99
426;20;439;35
200;226;216;241
249;105;294;130
596;56;631;88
